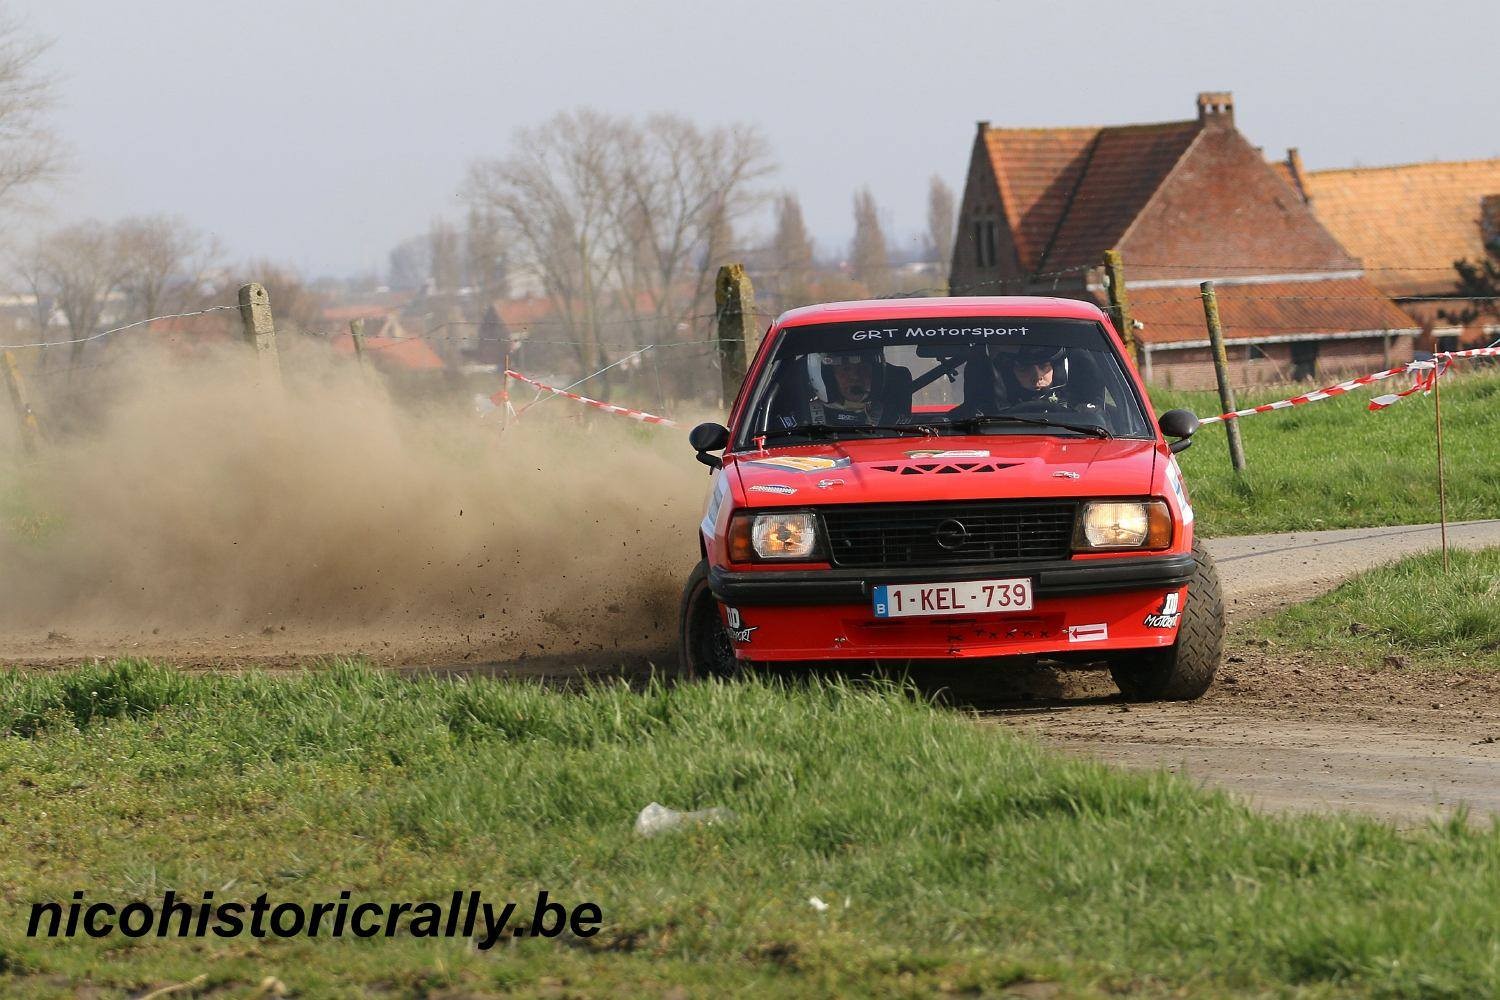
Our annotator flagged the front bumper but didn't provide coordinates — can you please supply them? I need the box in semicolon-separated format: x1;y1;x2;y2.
709;553;1195;663
709;552;1195;605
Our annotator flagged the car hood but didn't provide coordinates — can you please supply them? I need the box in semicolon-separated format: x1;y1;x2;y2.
727;435;1158;506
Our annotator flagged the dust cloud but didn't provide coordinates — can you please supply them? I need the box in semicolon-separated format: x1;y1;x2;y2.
0;341;710;667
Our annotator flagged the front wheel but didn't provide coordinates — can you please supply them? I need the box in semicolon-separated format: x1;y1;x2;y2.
677;560;741;680
1109;539;1224;701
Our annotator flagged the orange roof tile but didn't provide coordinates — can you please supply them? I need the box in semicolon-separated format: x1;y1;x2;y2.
983;127;1097;271
1299;159;1500;297
1041;121;1202;270
330;332;444;370
1119;276;1418;346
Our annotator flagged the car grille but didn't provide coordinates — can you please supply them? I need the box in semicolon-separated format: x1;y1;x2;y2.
821;501;1077;567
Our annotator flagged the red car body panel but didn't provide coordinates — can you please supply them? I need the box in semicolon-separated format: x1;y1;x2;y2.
698;296;1198;664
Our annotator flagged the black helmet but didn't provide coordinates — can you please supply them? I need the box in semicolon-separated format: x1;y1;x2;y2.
991;341;1069;394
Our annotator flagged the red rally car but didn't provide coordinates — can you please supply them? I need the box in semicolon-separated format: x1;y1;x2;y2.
679;296;1224;701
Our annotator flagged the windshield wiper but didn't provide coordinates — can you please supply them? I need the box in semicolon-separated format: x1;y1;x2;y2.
755;422;936;442
944;414;1112;439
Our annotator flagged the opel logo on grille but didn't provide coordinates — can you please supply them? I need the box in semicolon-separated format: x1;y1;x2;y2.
934;518;968;550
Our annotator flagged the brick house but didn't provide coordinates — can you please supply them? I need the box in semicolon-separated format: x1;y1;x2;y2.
1275;153;1500;349
950;93;1417;389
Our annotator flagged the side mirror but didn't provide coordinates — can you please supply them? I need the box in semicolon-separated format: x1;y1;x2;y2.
689;422;730;470
1158;408;1199;454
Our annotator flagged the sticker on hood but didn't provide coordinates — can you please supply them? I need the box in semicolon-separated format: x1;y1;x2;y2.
745;456;852;473
905;449;991;459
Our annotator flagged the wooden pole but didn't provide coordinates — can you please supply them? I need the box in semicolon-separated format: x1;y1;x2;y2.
714;263;756;411
237;282;281;378
1434;358;1449;572
2;349;40;455
1103;249;1138;363
1200;281;1247;474
348;317;367;365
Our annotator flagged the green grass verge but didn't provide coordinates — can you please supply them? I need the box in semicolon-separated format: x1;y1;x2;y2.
1151;369;1500;536
1251;547;1500;670
2;662;1499;997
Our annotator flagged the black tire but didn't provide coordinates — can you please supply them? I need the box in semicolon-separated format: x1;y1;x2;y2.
677;560;741;680
1109;539;1224;701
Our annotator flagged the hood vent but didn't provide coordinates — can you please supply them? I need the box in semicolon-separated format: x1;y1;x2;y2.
871;461;1019;475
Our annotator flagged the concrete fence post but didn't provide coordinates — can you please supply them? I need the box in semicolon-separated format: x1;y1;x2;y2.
714;263;755;412
1103;249;1138;364
349;317;367;365
2;349;40;455
237;282;281;378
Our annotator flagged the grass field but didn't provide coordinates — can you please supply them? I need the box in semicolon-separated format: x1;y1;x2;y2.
1250;547;1500;670
2;662;1499;997
1151;368;1500;537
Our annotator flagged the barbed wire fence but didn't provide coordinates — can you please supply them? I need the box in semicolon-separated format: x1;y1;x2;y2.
2;254;1498;460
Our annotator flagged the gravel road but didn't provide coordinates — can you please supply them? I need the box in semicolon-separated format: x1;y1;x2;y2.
999;519;1500;825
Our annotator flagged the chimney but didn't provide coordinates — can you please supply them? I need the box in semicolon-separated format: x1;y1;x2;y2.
1285;147;1310;202
1196;91;1234;125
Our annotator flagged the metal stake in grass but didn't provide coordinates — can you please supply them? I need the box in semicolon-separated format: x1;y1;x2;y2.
1433;357;1450;572
1199;281;1247;475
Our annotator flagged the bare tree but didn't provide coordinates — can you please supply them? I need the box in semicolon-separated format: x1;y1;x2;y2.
428;220;461;294
850;187;889;294
15;221;124;368
769;192;815;306
464;206;508;304
114;214;219;324
387;234;430;292
463;109;624;376
613;114;772;341
927;175;956;274
464;109;773;378
0;12;60;212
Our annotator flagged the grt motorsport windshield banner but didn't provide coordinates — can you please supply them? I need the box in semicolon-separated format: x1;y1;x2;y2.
773;318;1110;353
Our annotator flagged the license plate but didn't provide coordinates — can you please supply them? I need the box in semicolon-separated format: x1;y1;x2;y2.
872;578;1033;618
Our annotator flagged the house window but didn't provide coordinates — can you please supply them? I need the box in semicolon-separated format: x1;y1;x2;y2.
1435;333;1460;353
972;218;1000;268
1290;340;1319;381
1247;344;1267;361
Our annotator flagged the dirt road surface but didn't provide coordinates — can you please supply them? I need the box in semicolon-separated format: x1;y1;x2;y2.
4;519;1499;824
997;519;1500;825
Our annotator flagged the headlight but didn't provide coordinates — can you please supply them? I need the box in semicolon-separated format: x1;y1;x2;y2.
728;511;821;561
1074;500;1172;551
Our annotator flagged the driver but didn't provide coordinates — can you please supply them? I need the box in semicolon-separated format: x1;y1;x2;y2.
805;348;909;426
952;341;1105;418
995;343;1069;404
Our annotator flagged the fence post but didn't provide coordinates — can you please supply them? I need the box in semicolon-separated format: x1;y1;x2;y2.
237;282;281;377
2;349;40;455
1199;281;1247;474
714;263;755;410
348;317;366;365
1103;249;1138;363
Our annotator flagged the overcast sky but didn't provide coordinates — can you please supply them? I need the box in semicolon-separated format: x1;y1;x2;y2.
14;0;1499;279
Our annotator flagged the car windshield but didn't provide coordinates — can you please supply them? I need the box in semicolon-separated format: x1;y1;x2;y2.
734;316;1154;447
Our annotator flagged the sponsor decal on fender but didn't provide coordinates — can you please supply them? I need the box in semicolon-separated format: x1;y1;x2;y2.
1144;592;1182;629
725;607;757;644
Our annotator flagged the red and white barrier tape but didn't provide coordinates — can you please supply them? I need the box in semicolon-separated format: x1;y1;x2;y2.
494;369;680;428
1198;347;1500;425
